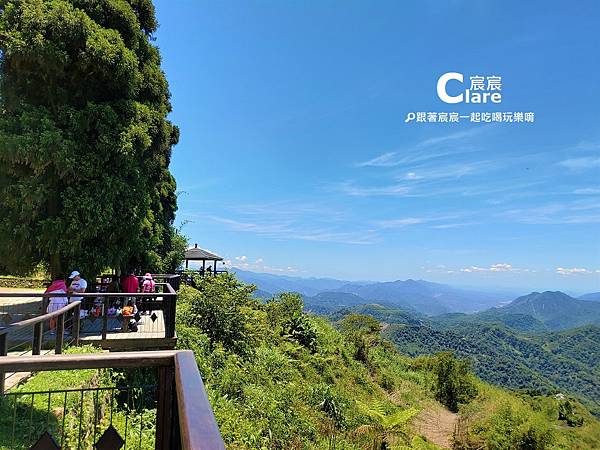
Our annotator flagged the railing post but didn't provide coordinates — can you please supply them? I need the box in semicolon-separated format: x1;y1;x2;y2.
171;276;180;291
41;296;49;317
102;297;109;341
0;333;7;395
156;365;176;450
55;313;64;355
73;303;81;346
32;322;42;355
165;294;176;339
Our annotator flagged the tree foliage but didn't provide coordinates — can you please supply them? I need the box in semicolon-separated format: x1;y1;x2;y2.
340;313;381;364
0;0;179;276
431;352;477;412
177;273;261;355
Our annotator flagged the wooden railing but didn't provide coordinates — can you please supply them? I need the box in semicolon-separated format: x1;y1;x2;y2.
76;283;178;340
0;350;225;449
0;297;82;393
95;273;182;292
0;281;178;343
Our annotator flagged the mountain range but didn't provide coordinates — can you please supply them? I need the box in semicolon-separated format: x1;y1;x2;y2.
433;291;600;332
579;292;600;302
327;294;600;415
234;270;600;415
233;269;516;314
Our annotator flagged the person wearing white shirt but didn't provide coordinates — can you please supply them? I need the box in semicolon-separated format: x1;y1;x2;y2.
68;270;87;302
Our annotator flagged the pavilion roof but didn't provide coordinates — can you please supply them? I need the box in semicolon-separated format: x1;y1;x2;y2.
184;244;223;261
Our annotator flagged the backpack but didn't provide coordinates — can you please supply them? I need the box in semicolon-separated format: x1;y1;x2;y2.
128;319;138;332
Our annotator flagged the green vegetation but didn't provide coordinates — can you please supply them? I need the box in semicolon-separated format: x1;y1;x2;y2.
0;0;180;277
0;346;157;450
336;303;600;417
177;274;600;449
430;352;477;413
384;322;600;416
0;275;47;289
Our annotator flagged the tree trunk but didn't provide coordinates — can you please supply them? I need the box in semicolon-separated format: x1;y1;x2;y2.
50;252;62;279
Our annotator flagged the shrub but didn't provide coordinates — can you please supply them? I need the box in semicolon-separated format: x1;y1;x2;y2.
483;402;555;450
177;275;259;354
431;352;477;412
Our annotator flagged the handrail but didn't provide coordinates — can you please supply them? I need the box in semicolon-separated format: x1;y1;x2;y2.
0;350;178;371
0;350;226;449
0;300;81;335
0;287;177;298
175;351;226;450
164;282;177;295
0;282;178;338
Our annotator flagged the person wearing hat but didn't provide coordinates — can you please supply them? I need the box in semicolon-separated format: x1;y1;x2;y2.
141;273;156;315
142;273;156;293
68;270;88;302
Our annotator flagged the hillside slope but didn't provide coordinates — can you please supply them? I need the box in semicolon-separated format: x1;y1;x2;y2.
482;291;600;330
175;274;600;449
385;322;600;416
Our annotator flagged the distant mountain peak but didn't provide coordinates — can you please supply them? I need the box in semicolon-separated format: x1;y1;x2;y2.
511;291;574;303
491;290;600;331
579;292;600;302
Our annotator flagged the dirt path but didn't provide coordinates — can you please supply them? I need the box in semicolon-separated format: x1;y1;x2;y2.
412;404;458;449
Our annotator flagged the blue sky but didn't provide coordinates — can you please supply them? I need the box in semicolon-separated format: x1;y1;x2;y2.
154;0;600;293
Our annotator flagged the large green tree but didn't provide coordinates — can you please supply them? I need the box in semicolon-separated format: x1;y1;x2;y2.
0;0;179;276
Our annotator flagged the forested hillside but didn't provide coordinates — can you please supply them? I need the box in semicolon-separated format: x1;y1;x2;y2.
477;291;600;331
336;302;600;417
386;322;600;415
175;274;600;449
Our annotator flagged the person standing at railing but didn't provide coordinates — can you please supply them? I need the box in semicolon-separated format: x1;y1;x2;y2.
141;273;156;315
67;271;87;302
45;274;68;332
121;270;139;307
66;271;87;335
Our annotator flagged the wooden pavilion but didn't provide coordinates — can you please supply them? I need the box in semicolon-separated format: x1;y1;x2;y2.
183;244;225;275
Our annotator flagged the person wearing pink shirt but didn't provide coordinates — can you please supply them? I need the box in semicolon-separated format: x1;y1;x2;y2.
141;273;156;315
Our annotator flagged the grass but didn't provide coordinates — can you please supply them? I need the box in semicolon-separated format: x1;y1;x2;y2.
0;346;157;450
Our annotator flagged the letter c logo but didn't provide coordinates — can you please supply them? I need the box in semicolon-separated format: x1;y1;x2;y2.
437;72;463;104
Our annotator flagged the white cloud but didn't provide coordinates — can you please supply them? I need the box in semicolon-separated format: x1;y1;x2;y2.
355;127;486;168
334;181;411;197
460;263;522;273
373;213;468;230
489;263;514;272
208;215;378;245
558;157;600;170
501;199;600;225
375;217;424;228
404;172;423;180
555;267;596;276
356;152;398;167
460;266;488;273
573;188;600;195
430;221;480;229
224;255;299;274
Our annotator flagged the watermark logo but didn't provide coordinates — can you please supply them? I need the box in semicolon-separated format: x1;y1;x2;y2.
437;72;502;104
405;72;534;124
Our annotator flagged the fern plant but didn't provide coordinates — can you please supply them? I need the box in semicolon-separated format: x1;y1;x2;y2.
354;400;419;449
